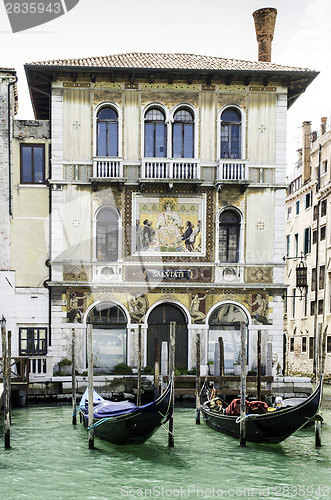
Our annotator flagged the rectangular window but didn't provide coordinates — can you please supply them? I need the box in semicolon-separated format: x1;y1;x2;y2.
311;268;316;292
296;200;300;215
20;144;45;184
327;336;331;354
305;191;312;209
322;159;328;175
19;327;47;355
304;286;308;316
309;337;314;359
313;205;318;221
319;265;325;289
310;301;315;316
286;235;290;257
287;206;292;220
313;229;317;244
318;299;324;315
290;338;295;352
302;337;307;352
295;233;299;257
321;200;327;217
303;227;311;254
320;225;326;240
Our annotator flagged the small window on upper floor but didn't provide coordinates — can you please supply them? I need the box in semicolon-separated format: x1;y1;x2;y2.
172;108;194;158
219;209;241;263
296;200;300;215
20;144;45;184
305;191;312;209
321;200;327;217
97;107;118;157
96;207;119;262
220;107;242;159
144;108;167;158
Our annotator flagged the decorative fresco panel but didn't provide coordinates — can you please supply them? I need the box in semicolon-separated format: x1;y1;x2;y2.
132;194;206;256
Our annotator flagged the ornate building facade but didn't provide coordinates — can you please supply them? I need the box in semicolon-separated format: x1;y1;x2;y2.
0;9;319;379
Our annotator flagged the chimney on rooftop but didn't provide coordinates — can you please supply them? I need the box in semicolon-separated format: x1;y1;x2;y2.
253;8;277;62
321;117;327;136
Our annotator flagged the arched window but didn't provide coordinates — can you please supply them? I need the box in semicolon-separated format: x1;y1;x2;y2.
219;210;241;263
96;208;119;262
172;108;194;158
87;303;127;371
144;108;166;157
97;107;118;157
220;107;242;159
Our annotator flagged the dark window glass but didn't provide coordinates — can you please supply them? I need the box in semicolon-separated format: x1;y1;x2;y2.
97;107;118;157
327;336;331;354
296;201;300;215
219;210;240;263
303;227;311;254
21;144;45;184
302;337;307;352
313;205;318;221
310;301;315;316
172;109;194;158
313;229;317;244
321;200;327;217
96;208;119;262
320;226;326;240
319;265;325;289
318;299;324;315
221;107;241;159
311;268;316;291
290;338;294;352
144;108;166;157
309;337;314;359
19;328;47;355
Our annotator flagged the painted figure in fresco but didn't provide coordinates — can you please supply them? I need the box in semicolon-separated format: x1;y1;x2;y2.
190;293;207;323
189;219;201;251
128;294;149;323
135;219;143;252
150;201;185;250
181;221;193;250
67;291;89;323
249;293;270;325
142;220;155;249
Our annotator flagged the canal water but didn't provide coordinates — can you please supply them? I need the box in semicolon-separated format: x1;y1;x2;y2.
0;396;330;500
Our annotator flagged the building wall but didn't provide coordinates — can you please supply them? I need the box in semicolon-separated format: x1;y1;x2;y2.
45;77;287;375
285;122;331;376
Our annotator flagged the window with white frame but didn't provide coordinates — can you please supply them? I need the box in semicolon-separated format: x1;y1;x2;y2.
220;107;242;159
172;108;194;158
144;108;167;158
219;209;241;263
96;207;119;262
97;107;118;157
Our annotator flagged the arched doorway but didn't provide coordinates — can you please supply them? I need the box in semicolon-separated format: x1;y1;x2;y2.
208;303;248;371
86;302;127;372
147;303;188;370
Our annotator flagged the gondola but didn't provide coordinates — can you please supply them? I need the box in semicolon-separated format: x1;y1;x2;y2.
78;382;173;445
200;377;323;444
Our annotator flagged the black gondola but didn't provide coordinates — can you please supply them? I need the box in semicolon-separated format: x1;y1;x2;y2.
200;378;323;444
79;382;173;445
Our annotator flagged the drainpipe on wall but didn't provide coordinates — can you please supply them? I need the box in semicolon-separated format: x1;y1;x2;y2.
313;143;322;377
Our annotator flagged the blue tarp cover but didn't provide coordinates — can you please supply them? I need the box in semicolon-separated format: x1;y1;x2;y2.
93;400;137;418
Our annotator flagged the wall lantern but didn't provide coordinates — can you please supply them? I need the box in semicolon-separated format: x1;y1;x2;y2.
296;259;308;290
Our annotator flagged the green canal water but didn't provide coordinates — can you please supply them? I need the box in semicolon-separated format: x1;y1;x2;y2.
0;398;330;500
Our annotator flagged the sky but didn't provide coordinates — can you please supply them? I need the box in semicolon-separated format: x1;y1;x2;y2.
1;0;330;171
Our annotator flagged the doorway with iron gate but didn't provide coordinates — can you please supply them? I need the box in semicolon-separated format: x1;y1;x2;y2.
147;303;188;370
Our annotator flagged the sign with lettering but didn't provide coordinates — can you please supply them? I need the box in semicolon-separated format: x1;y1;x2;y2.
146;269;191;280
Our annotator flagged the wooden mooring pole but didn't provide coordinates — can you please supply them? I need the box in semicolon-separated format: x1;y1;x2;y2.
72;328;77;425
1;317;10;449
195;333;201;425
137;325;142;407
87;323;94;449
153;337;160;400
239;322;246;447
168;321;175;447
161;341;168;394
315;323;323;447
257;330;262;401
